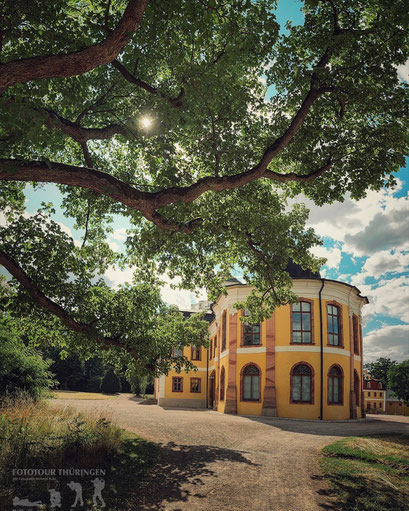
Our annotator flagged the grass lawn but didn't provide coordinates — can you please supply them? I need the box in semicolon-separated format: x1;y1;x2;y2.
0;397;156;510
52;390;119;400
320;434;409;511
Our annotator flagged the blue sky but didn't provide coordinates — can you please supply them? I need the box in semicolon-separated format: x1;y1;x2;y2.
2;0;408;363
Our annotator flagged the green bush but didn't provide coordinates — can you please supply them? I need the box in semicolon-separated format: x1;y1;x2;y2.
0;322;55;400
100;368;121;394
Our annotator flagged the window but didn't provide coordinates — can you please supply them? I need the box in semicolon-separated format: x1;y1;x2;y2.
328;365;343;404
378;382;382;389
242;365;260;401
172;377;183;392
173;348;183;357
367;381;371;388
242;310;261;345
292;301;313;343
379;402;382;408
367;402;371;410
222;311;227;351
354;370;360;406
220;366;225;401
368;392;371;397
379;392;383;397
353;315;359;354
191;346;201;361
190;378;201;393
373;402;376;409
327;304;341;346
291;363;313;403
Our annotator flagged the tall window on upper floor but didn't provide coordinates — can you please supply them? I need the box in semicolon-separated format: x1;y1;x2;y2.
220;366;225;401
291;363;313;403
191;346;201;361
292;301;312;344
353;315;359;355
221;311;227;351
242;309;261;346
367;381;371;388
328;365;343;405
242;365;260;401
327;304;342;346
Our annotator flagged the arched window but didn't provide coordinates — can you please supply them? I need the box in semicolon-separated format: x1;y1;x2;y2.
291;363;313;403
327;304;342;346
220;366;225;401
354;370;360;406
378;382;382;389
291;301;313;344
242;365;260;401
328;365;343;404
367;381;371;388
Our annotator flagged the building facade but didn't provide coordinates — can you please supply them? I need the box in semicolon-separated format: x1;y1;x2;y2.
155;267;368;420
363;371;386;413
385;390;409;416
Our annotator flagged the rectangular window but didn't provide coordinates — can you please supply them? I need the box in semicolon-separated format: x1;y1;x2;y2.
172;377;183;392
292;301;312;344
222;311;227;351
243;309;261;345
368;392;371;397
379;392;383;397
374;392;377;397
327;304;340;346
353;315;359;354
191;346;201;360
379;402;382;408
190;378;201;393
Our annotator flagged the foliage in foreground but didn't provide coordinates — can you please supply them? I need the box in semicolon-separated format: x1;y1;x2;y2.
0;320;55;399
0;396;155;510
320;435;409;511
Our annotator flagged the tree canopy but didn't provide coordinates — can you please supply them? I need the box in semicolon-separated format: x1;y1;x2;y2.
1;0;408;370
388;361;409;405
364;357;398;388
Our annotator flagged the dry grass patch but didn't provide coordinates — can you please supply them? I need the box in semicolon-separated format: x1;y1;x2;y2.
52;390;118;400
320;434;409;511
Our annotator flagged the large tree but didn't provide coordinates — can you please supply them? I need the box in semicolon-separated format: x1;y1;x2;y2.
1;0;408;369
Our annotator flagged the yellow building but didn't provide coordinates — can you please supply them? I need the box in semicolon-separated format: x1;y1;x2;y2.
363;371;386;413
155;264;369;420
385;390;409;416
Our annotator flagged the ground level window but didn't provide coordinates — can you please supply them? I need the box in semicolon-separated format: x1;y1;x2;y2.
242;365;260;401
190;378;201;393
172;377;183;392
328;365;343;404
291;363;313;403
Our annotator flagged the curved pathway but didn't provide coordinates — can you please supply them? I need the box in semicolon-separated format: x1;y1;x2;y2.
52;395;409;511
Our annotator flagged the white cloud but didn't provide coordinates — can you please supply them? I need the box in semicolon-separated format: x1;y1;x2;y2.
397;59;409;82
359;275;409;323
361;250;409;279
310;245;342;269
363;324;409;363
110;228;127;241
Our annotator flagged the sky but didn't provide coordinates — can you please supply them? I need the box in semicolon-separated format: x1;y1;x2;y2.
2;0;408;364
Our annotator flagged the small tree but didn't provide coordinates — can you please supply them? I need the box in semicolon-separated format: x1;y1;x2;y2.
100;368;121;394
387;361;409;405
364;357;397;389
0;321;55;400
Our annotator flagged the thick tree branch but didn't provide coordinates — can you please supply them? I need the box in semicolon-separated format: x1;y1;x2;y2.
112;59;185;107
0;0;149;94
0;249;157;368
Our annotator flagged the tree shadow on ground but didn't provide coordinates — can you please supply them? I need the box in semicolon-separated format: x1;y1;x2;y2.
119;440;259;510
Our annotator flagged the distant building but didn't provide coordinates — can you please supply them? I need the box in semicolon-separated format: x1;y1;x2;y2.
385;390;409;416
155;263;369;420
362;370;386;413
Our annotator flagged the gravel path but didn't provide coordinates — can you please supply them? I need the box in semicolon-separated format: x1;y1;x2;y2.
51;395;409;511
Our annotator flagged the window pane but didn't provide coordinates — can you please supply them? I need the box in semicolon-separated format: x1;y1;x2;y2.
302;376;311;401
174;348;183;357
302;313;311;331
292;375;301;401
244;365;259;375
328;304;333;314
244;324;252;333
293;313;301;330
243;375;252;399
333;378;339;402
302;302;310;311
292;303;300;311
252;334;260;345
252;376;260;399
329;377;333;401
252;324;260;333
333;317;338;333
333;333;339;346
293;332;302;343
244;334;252;345
302;331;311;343
328;333;334;345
